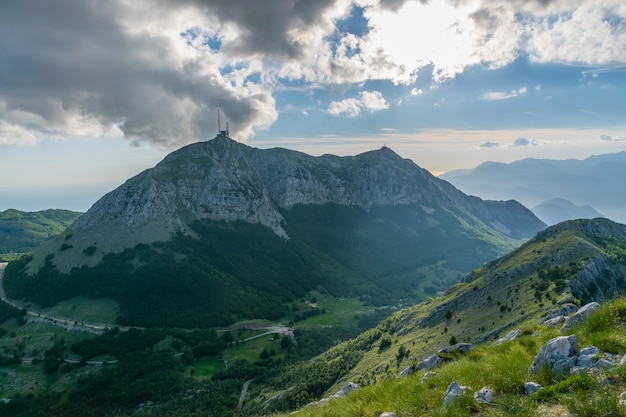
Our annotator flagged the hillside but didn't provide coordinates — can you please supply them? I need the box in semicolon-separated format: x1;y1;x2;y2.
1;219;625;417
275;298;626;417
3;136;545;328
441;151;626;224
256;218;626;412
0;209;82;260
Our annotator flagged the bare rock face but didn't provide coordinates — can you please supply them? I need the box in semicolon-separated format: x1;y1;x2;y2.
72;136;288;240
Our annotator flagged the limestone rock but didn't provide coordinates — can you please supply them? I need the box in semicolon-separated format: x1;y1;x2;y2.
562;302;601;331
441;381;470;409
473;387;493;404
524;382;542;395
529;335;579;376
421;371;436;383
416;354;443;371
542;316;567;328
398;366;413;378
314;382;360;406
496;330;521;344
577;345;600;367
438;343;473;357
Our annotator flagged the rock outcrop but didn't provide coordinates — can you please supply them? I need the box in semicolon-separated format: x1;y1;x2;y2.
528;335;579;376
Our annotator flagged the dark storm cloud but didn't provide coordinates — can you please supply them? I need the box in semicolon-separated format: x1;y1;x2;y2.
0;0;279;146
172;0;341;59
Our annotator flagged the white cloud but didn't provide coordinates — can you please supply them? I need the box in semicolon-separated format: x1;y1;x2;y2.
327;98;363;118
482;86;528;100
525;2;626;65
411;88;424;96
327;90;389;117
0;120;38;145
359;91;390;111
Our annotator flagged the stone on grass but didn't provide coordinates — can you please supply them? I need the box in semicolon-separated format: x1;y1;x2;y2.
577;345;600;367
562;302;600;331
542;316;567;328
528;335;579;376
524;382;542;395
416;354;442;371
496;330;521;344
473;387;493;404
398;366;413;378
421;371;436;383
441;381;470;409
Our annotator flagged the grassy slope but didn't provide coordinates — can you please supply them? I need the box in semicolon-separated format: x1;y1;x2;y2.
258;219;626;412
272;298;626;417
0;209;82;260
277;300;626;417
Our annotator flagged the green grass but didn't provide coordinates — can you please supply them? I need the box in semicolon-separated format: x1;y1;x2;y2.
569;298;626;353
222;335;287;364
28;296;120;325
269;300;626;417
193;356;225;379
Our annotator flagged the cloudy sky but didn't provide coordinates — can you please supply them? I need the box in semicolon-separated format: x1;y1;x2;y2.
2;0;626;211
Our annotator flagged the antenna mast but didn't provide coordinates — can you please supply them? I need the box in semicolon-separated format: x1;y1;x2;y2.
217;109;221;134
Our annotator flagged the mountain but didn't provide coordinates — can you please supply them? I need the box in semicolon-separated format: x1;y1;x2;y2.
440;151;626;224
0;209;82;260
264;218;626;412
532;197;605;225
3;136;545;328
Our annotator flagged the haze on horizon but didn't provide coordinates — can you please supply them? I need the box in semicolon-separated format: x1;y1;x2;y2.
1;0;626;212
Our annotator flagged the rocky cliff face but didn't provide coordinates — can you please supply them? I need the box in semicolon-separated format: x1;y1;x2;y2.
73;136;544;241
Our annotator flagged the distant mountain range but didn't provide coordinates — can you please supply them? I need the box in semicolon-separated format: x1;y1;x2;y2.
441;151;626;224
0;209;82;260
532;198;604;226
4;135;545;328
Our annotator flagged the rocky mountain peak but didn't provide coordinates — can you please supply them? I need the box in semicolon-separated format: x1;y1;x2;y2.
46;136;546;266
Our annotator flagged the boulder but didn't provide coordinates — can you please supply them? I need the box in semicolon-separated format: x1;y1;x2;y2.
524;382;542;395
596;358;613;369
380;413;396;417
314;382;360;406
562;302;600;331
577;345;600;367
439;343;473;356
332;382;359;398
441;381;470;409
473;387;493;404
421;371;436;383
398;366;413;378
496;330;521;344
542;316;567;328
416;354;443;371
529;335;579;376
